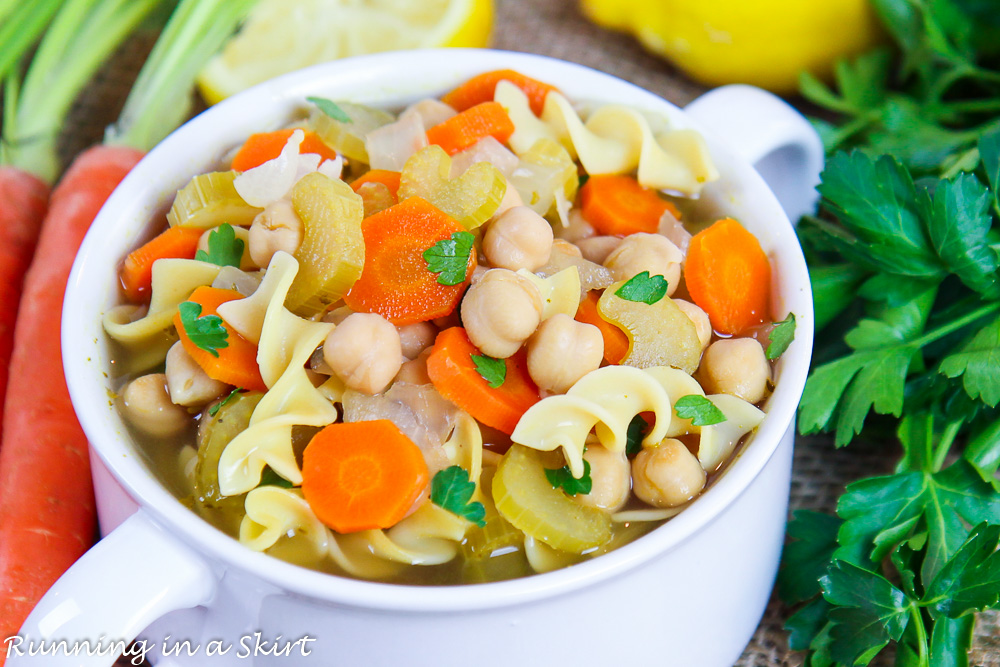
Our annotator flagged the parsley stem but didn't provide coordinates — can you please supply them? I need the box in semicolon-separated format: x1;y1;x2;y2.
914;302;1000;349
930;419;963;473
909;604;929;667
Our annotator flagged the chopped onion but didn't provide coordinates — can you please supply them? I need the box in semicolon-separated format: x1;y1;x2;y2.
317;154;344;181
212;266;263;296
538;241;613;294
234;129;304;207
401;98;456;129
365;111;428;171
658;209;691;255
450;136;518;178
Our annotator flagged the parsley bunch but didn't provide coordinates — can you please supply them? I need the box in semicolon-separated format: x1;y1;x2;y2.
781;1;1000;664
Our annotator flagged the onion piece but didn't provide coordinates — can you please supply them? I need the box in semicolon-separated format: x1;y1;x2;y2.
365;111;428;171
234;129;304;207
658;208;691;255
450;136;519;178
402;98;456;129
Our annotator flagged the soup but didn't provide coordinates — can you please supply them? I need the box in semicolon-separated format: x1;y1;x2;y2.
103;69;791;585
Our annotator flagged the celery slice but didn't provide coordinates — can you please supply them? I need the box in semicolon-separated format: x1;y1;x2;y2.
307;102;393;164
492;445;611;554
508;139;578;218
462;467;524;560
195;390;264;506
287;171;365;316
398;145;506;230
167;171;262;229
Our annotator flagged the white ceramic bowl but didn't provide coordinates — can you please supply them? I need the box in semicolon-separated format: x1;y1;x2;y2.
21;49;816;667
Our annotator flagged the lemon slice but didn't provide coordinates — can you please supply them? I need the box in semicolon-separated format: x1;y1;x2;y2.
198;0;494;104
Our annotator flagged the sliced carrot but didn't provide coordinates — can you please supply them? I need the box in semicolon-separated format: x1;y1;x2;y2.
580;174;681;236
351;169;401;199
426;327;540;435
230;128;338;172
575;290;628;364
442;69;558;116
120;224;204;303
344;197;475;325
425;101;515;156
683;218;772;335
301;420;430;533
173;286;267;391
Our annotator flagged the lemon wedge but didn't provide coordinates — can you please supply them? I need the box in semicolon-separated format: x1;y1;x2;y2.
198;0;494;104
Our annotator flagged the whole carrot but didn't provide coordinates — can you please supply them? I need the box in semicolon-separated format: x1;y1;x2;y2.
0;168;49;438
0;145;143;642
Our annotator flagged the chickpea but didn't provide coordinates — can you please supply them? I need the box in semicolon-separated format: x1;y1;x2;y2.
526;314;603;393
631;439;706;508
120;373;190;438
199;225;253;269
482;205;554;272
576;236;622;265
165;342;228;407
576;443;630;512
550;238;583;260
674;299;712;351
397;321;437;360
323;313;402;394
461;269;542;358
395;349;432;385
554;207;596;243
492;179;524;219
248;199;304;268
603;233;682;295
698;338;770;404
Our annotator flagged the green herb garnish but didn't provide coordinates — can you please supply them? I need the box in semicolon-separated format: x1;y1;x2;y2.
625;413;649;457
766;313;796;360
430;465;486;527
614;271;668;305
178;301;228;357
423;231;475;286
673;394;726;426
471;353;506;388
195;223;244;267
545;459;593;497
259;466;295;489
307;96;351;123
207;386;242;417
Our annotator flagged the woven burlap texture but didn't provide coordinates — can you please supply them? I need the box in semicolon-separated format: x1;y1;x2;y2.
67;1;997;665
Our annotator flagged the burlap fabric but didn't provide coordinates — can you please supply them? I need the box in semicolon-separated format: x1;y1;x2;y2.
63;1;997;665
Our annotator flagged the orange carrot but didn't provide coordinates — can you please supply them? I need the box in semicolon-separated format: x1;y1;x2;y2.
0;168;49;440
426;327;540;434
580;174;681;236
230;128;338;172
425;102;515;156
350;169;401;198
301;420;430;533
575;290;628;364
683;217;772;335
0;146;143;637
344;197;475;325
119;224;204;303
442;69;558;116
173;285;267;391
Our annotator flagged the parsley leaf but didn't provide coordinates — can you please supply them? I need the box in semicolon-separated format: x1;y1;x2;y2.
471;353;505;388
939;313;1000;407
259;466;295;489
767;313;797;359
307;96;351;123
195;223;244;267
614;271;668;304
207;387;242;417
545;459;593;496
674;394;726;426
431;465;486;527
925;522;1000;618
820;559;912;666
625;413;648;457
779;510;843;604
423;231;475;286
178;301;229;357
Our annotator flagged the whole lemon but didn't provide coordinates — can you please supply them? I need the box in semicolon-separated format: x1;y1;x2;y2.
580;0;883;94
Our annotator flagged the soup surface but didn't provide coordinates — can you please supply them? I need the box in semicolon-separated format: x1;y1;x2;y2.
105;69;793;584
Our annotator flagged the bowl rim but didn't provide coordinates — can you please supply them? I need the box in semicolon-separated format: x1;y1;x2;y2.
63;47;814;612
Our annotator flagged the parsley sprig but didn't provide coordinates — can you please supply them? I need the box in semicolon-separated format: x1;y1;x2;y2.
423;231;476;286
177;301;229;357
431;465;486;527
195;223;244;267
783;4;1000;662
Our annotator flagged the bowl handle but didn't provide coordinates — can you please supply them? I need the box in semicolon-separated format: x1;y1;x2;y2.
6;510;216;666
685;84;824;224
